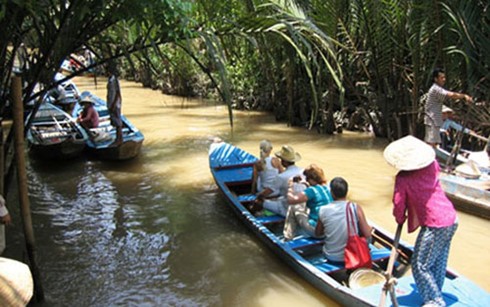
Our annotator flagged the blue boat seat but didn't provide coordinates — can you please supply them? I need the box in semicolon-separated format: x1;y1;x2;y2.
214;167;254;185
286;237;324;250
237;194;257;203
313;244;392;274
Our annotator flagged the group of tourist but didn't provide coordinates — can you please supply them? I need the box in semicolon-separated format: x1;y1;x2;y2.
250;131;459;306
251;141;371;262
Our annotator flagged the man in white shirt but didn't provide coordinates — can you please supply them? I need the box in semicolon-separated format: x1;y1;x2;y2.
424;68;472;148
255;145;305;216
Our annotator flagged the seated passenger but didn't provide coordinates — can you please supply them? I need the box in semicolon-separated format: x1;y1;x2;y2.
252;140;284;193
315;177;372;263
253;145;304;216
284;164;333;240
440;105;474;151
77;97;99;130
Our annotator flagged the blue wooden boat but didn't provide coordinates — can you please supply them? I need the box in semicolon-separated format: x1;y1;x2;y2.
209;141;490;306
26;100;88;159
73;91;144;160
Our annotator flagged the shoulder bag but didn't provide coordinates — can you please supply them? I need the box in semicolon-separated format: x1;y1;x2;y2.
344;202;372;270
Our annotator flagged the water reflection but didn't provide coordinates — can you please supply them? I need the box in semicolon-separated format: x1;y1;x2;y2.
4;76;488;307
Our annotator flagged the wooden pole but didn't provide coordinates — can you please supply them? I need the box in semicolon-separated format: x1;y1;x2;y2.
379;223;403;307
11;75;45;302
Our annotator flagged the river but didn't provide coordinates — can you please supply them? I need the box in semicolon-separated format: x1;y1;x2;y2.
4;76;489;306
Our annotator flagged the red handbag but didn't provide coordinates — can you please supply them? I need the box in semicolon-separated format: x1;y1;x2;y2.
344;202;372;270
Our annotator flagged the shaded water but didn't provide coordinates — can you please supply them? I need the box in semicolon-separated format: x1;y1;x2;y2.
4;76;489;306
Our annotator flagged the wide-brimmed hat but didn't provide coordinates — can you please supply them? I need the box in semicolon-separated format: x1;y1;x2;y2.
442;105;454;113
275;145;301;162
383;135;435;171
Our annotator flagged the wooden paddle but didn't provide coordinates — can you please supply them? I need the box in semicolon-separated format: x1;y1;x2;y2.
379;223;403;307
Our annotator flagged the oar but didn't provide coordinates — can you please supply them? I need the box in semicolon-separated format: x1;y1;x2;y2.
468;131;488;143
379;223;403;307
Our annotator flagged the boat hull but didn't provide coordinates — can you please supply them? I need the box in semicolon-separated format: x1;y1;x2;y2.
86;139;143;160
28;139;86;160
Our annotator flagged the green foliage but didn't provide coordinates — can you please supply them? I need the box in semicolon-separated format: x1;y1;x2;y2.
1;0;488;137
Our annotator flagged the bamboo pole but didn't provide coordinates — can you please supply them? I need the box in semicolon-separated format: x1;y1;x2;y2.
11;75;45;302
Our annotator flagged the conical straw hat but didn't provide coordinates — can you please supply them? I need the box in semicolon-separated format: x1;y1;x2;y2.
0;257;33;307
383;135;435;171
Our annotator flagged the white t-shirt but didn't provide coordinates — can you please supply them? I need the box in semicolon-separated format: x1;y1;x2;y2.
318;200;359;262
270;164;303;197
257;156;280;192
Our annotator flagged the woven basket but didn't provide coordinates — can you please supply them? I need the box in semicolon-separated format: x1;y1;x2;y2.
348;268;385;290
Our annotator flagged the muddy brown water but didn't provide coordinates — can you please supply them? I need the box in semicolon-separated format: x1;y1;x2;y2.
4;76;489;306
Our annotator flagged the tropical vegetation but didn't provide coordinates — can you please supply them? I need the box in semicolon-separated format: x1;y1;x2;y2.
1;0;489;147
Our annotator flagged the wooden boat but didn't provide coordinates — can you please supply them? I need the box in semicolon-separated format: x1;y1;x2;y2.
437;142;490;219
435;146;468;167
439;171;490;220
436;132;489;168
26;100;88;159
209;141;490;306
73;91;144;160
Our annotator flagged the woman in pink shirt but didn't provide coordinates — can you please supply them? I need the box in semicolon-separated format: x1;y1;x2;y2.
384;135;458;307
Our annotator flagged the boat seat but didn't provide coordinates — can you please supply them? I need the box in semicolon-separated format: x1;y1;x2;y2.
287;237;323;250
314;244;392;274
215;167;254;185
237;194;257;203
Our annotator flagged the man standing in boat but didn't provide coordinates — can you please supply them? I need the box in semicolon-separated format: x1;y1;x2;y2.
424;68;472;148
107;61;123;147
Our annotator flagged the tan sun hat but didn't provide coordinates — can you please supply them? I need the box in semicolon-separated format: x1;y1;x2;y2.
275;145;301;163
383;135;435;171
442;105;454;113
0;257;34;306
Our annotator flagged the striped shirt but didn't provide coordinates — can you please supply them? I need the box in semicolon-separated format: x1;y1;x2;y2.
424;84;449;127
